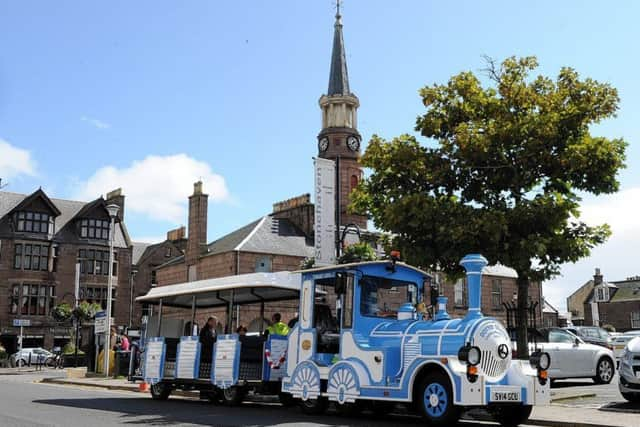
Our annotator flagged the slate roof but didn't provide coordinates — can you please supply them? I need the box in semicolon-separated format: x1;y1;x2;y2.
205;215;314;258
132;242;154;265
327;11;351;96
610;279;640;302
0;190;129;248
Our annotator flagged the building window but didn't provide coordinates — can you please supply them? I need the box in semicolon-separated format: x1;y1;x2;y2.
78;249;117;276
165;247;172;258
631;312;640;329
454;279;466;307
350;175;359;191
79;285;116;313
255;256;272;273
595;286;609;302
9;284;55;316
492;279;503;310
14;243;49;271
14;211;51;234
79;219;110;240
151;269;157;285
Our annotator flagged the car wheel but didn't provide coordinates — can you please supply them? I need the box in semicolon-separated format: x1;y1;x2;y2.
622;392;640;403
220;386;246;406
491;404;533;427
593;357;614;384
150;382;172;400
414;372;460;427
299;396;329;415
17;359;26;367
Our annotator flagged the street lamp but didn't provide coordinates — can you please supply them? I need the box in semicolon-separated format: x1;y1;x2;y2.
103;203;120;377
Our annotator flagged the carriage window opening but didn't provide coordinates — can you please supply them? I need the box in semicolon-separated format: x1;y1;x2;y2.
359;276;418;318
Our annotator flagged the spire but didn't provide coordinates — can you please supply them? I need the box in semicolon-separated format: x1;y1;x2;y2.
327;2;350;96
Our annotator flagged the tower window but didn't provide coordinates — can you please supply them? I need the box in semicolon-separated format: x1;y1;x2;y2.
350;175;359;190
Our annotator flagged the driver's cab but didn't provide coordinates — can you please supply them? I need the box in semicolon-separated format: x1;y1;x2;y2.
287;261;429;386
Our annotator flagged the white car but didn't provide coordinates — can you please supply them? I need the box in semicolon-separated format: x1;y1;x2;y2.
535;328;616;384
619;337;640;402
611;331;640;363
10;348;52;367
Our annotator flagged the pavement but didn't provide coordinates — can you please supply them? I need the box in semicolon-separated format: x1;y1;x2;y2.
1;368;638;426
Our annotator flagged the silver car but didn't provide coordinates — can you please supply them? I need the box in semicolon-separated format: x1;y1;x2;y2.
619;336;640;402
9;347;52;367
611;331;640;363
536;328;616;384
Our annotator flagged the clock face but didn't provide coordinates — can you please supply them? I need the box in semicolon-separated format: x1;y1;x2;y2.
318;137;329;152
347;136;360;151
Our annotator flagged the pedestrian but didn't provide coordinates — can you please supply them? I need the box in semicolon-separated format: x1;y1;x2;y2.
119;333;130;352
265;313;289;337
199;316;217;362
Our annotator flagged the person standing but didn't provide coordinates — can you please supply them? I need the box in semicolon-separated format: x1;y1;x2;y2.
199;317;217;362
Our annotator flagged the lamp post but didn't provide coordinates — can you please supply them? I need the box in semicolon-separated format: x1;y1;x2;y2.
103;204;120;377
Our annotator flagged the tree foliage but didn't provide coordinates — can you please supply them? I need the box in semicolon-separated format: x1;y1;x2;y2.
351;56;626;355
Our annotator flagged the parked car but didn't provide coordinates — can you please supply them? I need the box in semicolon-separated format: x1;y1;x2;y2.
534;328;615;384
611;331;640;363
9;348;52;367
564;326;612;349
619;336;640;403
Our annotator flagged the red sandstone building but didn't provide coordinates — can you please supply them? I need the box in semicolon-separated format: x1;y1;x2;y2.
0;188;132;353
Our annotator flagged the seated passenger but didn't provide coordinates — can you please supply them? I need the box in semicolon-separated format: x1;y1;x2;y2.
236;325;248;336
265;313;290;337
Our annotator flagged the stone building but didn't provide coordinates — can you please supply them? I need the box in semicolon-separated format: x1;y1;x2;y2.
577;269;640;332
0;188;132;353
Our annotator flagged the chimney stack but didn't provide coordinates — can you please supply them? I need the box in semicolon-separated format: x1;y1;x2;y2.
186;181;208;267
594;268;603;286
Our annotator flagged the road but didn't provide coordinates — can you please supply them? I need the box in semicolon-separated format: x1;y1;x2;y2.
0;373;497;427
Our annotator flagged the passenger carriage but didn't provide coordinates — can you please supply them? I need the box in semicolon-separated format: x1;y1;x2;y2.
134;254;550;426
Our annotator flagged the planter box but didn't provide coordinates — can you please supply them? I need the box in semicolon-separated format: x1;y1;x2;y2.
63;354;87;368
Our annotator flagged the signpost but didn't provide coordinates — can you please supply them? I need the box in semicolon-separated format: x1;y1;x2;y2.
13;319;31;351
94;311;108;334
314;157;337;265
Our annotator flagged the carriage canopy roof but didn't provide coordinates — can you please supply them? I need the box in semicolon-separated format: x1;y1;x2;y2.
136;271;302;308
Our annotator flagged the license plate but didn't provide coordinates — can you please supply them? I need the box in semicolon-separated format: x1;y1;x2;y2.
490;387;522;402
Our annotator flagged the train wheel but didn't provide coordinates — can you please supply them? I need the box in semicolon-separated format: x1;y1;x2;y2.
299;396;328;415
278;392;296;407
150;382;172;400
415;372;460;427
220;386;246;406
335;400;364;417
491;404;533;427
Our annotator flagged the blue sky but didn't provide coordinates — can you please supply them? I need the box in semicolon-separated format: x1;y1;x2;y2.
1;1;638;310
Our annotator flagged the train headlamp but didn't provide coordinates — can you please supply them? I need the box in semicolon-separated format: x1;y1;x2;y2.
458;344;481;366
529;351;551;371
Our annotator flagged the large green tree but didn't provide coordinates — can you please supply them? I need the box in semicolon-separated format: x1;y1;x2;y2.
352;56;627;357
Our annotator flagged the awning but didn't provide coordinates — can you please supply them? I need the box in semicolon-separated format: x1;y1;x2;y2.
136;271;302;308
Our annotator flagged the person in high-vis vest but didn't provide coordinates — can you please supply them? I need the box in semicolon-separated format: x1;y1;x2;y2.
265;313;289;337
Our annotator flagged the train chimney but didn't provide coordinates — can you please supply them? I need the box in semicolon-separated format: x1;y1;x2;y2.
460;254;488;318
434;296;450;321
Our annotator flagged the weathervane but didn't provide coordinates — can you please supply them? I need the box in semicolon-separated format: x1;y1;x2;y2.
335;0;342;17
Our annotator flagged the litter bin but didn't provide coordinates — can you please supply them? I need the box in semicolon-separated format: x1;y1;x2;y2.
114;351;131;377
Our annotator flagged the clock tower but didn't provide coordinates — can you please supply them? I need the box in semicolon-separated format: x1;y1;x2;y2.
317;8;367;230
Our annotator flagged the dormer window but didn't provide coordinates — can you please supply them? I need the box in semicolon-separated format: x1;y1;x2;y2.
80;219;110;239
14;211;52;234
595;286;609;302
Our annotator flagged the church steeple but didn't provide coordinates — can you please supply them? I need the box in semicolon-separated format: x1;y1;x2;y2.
327;8;350;96
317;3;367;230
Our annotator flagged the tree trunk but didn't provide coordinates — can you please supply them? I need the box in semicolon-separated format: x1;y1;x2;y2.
516;275;530;359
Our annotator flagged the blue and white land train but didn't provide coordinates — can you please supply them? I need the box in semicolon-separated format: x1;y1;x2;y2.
135;254;550;426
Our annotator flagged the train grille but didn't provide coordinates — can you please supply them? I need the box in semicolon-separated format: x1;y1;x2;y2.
480;350;509;380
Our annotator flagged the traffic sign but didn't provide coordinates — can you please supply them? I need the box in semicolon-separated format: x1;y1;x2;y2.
12;319;31;327
94;311;108;334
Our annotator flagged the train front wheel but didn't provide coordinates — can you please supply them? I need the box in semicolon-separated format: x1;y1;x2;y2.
491;404;533;427
299;396;328;415
415;372;460;427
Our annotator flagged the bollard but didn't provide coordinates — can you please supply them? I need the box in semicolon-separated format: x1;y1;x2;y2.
28;353;32;367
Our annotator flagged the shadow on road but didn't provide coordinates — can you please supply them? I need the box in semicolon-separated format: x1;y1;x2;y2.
32;397;431;426
551;380;597;389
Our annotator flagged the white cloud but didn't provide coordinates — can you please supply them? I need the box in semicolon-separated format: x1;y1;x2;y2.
0;138;37;180
544;187;640;312
75;154;230;223
81;116;111;130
